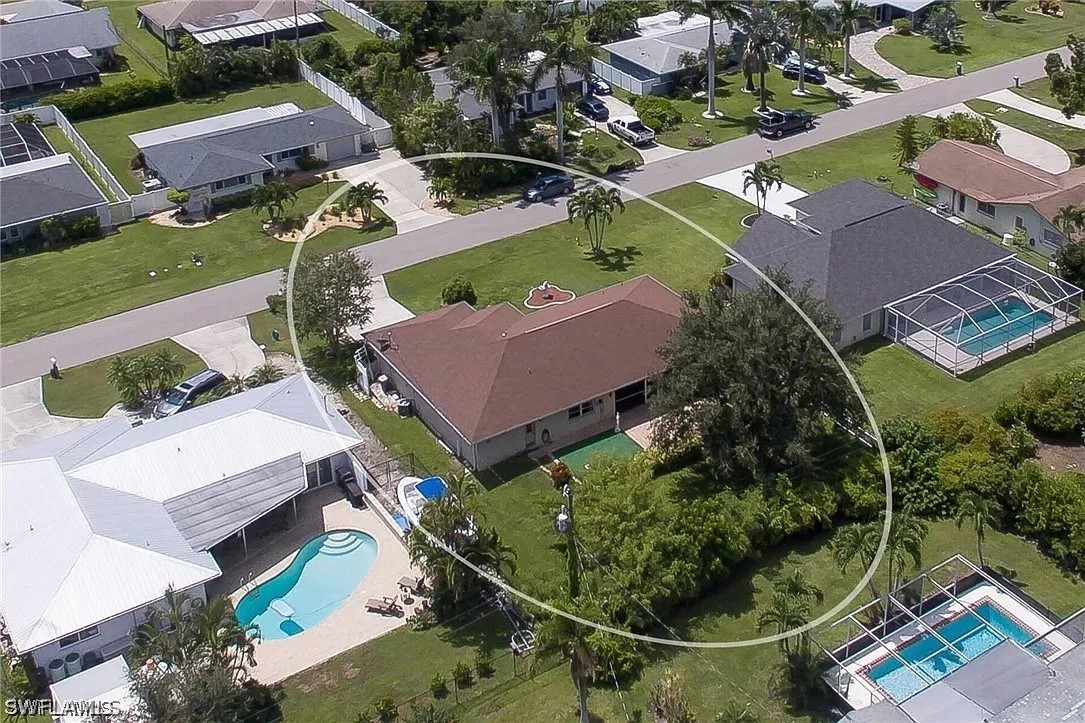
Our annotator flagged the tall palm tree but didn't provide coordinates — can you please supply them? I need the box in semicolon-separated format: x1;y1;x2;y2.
567;186;626;255
831;521;882;603
585;1;638;44
344;181;388;226
740;3;789;112
449;40;526;142
1054;204;1085;239
535;600;601;723
250;180;298;221
835;0;871;78
779;0;828;95
955;493;1002;568
742;161;784;216
775;568;824;609
675;1;750;118
532;18;596;163
883;512;927;622
757;591;809;655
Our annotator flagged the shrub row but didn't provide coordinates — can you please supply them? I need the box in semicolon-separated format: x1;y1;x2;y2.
42;78;174;121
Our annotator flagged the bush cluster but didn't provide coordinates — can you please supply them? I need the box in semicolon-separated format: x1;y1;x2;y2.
440;277;477;306
43;78;174;120
38;214;102;245
633;96;682;132
171;39;296;98
995;367;1085;438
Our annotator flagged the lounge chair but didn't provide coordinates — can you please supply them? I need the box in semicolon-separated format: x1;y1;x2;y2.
366;596;402;616
398;576;425;596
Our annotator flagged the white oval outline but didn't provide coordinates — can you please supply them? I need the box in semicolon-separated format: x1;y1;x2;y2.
284;151;893;648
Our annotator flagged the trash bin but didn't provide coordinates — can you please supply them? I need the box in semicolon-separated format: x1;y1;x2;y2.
397;398;413;418
48;658;66;682
64;651;82;676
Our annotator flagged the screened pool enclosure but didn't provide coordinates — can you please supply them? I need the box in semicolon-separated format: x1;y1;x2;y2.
884;257;1081;376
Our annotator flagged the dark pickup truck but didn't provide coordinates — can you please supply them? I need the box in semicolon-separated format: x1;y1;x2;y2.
757;109;815;139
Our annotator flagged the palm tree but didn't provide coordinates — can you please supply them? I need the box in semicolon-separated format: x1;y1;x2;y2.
567;186;626;255
675;1;750;119
344;181;388;226
1054;204;1085;239
831;521;882;603
428;176;455;207
779;0;828;95
775;568;824;609
585;1;638;44
955;493;1002;568
245;361;283;388
449;40;526;142
883;512;928;622
532;18;596;163
535;601;601;723
835;0;871;78
740;4;789;112
757;591;809;655
716;700;761;722
742;161;784;217
250;180;297;222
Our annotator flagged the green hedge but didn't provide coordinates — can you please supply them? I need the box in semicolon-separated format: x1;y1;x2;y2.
42;78;175;121
632;96;682;132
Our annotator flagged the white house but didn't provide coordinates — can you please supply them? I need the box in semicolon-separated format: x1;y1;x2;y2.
0;374;363;681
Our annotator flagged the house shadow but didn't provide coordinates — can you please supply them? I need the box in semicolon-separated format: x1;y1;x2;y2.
587;244;641;272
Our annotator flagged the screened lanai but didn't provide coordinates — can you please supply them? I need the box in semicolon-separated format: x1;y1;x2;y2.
884;257;1081;376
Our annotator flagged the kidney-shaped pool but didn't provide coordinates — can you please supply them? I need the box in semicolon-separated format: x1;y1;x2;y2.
235;529;378;640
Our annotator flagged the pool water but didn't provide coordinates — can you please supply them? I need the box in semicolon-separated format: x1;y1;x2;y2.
867;602;1040;702
235;530;377;640
938;298;1052;356
417;476;448;501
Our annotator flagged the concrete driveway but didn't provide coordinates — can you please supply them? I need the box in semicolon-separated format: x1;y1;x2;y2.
1;378;103;451
925;103;1070;173
340;150;451;234
588;94;687;162
347;276;414;338
172;318;265;378
698;164;809;218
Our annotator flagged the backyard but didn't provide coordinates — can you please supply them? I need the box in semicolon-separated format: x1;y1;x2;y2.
386;183;751;313
875;1;1083;78
966;99;1085;165
87;0;166;80
40;126;119;202
73;82;332;194
41;340;204;418
0;182;395;345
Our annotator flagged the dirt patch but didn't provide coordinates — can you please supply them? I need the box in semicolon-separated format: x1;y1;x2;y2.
342;662;360;680
1036;440;1084;473
523;281;576;309
265;209;380;243
420;197;456;216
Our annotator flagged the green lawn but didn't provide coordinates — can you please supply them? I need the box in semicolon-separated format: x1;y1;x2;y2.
447;186;525;216
322;10;378;48
88;0;168;79
388;183;751;314
857;333;1085;420
40;125;119;202
653;70;841;149
41;339;204;417
278;518;1083;722
342;393;463;478
0;183;395;345
567;130;643;177
967;98;1085;165
1012;76;1063;110
875;1;1084;78
75;83;331;193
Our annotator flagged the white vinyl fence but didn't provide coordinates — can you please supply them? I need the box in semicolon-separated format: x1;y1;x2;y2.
51;108;131;202
319;0;400;39
591;58;669;96
298;59;393;148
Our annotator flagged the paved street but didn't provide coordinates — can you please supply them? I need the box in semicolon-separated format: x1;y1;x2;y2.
0;49;1063;386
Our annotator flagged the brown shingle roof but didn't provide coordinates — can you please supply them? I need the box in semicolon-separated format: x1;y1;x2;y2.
138;0;321;31
912;140;1085;225
368;276;684;443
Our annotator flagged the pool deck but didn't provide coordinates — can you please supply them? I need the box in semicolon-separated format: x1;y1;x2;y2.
831;583;1076;711
209;486;419;684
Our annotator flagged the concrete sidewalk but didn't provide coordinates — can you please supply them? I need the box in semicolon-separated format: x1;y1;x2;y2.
925;103;1070;173
980;89;1085;129
847;27;939;91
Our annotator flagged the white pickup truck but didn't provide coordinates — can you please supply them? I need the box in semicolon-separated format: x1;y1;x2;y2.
608;116;655;146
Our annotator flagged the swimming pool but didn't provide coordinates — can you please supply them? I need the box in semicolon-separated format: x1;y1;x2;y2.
417;476;448;501
235;530;378;640
938;298;1052;356
866;601;1042;702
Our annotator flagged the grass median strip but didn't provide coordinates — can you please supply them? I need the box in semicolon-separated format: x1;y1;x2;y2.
967;98;1085;165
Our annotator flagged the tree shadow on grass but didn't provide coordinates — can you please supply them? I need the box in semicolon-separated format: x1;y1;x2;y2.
932;42;973;57
477;455;544;492
992;12;1028;25
587;244;641;272
845;75;901;94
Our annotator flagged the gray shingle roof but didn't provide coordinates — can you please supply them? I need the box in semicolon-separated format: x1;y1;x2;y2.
0;0;83;24
0;155;107;227
138;104;365;190
427;60;572;121
604;22;734;76
729;180;1010;322
0;7;119;61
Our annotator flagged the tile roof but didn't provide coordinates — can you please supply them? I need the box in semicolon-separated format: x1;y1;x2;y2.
0;7;119;61
137;0;321;31
729;179;1010;321
368;276;684;442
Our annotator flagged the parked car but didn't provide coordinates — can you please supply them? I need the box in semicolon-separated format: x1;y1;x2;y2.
758;109;816;138
608;116;655;146
587;76;612;95
576;96;610;121
523;173;575;202
782;61;826;85
153;369;226;419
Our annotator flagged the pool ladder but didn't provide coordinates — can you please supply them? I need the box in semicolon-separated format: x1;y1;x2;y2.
239;572;259;594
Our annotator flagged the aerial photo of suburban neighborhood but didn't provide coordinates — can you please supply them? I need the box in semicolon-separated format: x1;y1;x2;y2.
1;0;1084;722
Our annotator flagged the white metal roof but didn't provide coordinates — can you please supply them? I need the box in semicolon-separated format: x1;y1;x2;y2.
128;102;301;148
190;11;322;45
50;655;136;723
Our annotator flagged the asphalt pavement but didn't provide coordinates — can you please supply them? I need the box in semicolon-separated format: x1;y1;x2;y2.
0;49;1061;386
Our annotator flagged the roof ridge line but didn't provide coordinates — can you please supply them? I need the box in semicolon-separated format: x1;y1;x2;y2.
954;140;1059;189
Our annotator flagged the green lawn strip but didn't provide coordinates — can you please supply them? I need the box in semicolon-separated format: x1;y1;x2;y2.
75;82;332;194
1011;76;1063;110
40;125;119;202
388;183;751;314
343;394;462;478
857;333;1085;420
448;187;524;216
653;70;840;149
277;519;1082;722
0;184;396;345
41;339;204;417
322;10;377;48
567;129;642;177
967;98;1085;164
875;1;1083;79
88;0;169;78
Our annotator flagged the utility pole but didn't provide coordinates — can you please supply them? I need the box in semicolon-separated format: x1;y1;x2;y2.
555;483;579;599
293;0;300;48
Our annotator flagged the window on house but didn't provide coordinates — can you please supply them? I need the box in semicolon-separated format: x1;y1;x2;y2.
977;201;996;217
0;226;19;242
305;458;334;489
58;625;100;649
279;147;305;160
1014;216;1025;229
958;194;966;212
567;400;594;420
862;312;873;332
212;175;248;191
1042;228;1064;247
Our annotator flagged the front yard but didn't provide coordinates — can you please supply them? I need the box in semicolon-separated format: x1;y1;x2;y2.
1012;76;1064;110
74;82;332;194
875;1;1083;78
0;182;395;345
386;183;751;314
